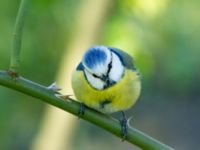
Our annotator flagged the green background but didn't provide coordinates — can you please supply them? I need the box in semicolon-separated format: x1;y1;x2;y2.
0;0;200;149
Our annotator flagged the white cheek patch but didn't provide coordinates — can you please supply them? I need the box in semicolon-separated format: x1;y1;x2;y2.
109;52;124;82
92;64;107;76
84;70;105;90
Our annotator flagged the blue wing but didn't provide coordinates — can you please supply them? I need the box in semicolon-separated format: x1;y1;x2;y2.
109;47;136;71
109;47;141;78
76;62;84;71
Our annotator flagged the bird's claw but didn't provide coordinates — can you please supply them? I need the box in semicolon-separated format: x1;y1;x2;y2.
120;118;128;140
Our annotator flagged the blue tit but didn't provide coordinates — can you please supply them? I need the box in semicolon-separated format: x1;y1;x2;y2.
71;46;141;138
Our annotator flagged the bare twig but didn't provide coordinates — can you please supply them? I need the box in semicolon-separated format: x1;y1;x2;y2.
9;0;29;75
0;70;174;150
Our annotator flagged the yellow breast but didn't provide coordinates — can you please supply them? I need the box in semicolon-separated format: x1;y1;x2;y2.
71;69;141;113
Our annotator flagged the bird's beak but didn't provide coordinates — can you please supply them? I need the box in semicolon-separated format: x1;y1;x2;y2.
101;75;116;87
101;75;108;82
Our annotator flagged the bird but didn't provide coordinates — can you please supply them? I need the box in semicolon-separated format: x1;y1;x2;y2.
71;46;141;139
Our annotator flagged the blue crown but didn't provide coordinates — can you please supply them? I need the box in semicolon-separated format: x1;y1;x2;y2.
83;46;108;69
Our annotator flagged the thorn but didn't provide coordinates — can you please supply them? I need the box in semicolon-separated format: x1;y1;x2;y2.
127;116;133;126
56;94;73;100
48;82;61;93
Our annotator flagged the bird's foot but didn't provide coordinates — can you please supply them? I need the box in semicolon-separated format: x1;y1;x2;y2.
120;111;128;141
78;103;85;117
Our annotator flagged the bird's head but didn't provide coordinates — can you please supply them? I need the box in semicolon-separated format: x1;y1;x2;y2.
82;46;124;90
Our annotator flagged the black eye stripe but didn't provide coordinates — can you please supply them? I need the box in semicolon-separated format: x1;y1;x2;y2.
107;60;112;75
92;74;101;79
106;52;113;76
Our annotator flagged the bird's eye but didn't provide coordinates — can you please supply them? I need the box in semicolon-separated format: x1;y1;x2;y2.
92;74;99;78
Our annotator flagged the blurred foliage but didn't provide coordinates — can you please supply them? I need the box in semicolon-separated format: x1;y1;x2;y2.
0;0;80;149
0;0;200;150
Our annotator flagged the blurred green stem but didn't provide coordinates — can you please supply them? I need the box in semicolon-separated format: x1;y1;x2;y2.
9;0;29;74
0;70;174;150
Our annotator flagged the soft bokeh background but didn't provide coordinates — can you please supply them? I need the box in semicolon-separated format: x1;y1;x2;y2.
0;0;200;150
